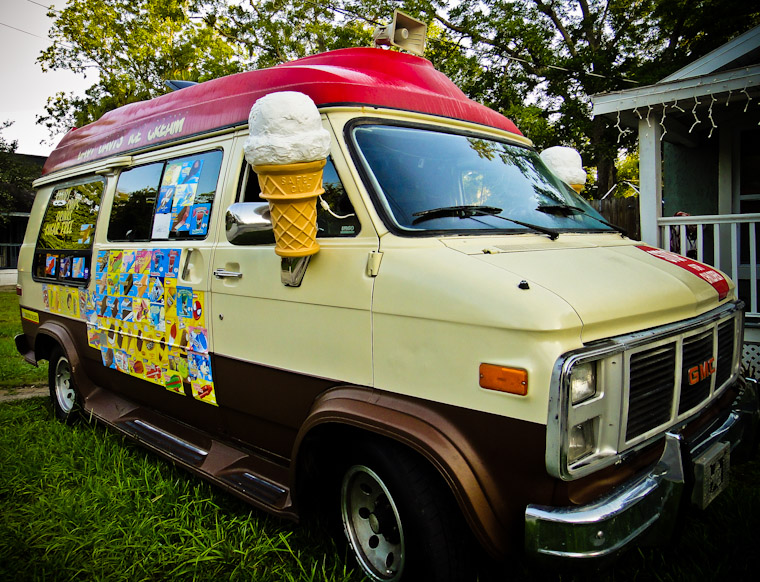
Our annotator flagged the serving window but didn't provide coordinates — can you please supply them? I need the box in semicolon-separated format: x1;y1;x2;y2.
108;149;223;242
33;177;104;285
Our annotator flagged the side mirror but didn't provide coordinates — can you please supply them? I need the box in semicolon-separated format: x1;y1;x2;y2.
225;202;275;245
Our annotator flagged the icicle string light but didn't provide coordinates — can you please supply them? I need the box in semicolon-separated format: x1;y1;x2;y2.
689;97;702;133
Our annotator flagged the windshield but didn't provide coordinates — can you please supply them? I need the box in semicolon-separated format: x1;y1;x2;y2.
352;124;615;235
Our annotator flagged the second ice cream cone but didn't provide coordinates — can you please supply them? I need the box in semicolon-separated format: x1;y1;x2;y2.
254;159;325;257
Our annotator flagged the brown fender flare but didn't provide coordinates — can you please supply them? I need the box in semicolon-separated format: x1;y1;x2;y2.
291;386;512;558
34;321;95;396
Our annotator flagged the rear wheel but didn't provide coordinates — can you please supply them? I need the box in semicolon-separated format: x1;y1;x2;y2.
49;347;80;424
339;440;474;582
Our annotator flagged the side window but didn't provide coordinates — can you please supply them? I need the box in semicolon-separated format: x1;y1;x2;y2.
107;149;223;242
108;162;163;241
238;157;361;237
33;178;104;285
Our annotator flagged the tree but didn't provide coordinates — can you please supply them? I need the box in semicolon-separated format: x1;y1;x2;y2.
0;122;41;225
37;0;248;137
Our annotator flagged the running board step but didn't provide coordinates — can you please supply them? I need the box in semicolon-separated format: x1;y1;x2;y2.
84;388;293;517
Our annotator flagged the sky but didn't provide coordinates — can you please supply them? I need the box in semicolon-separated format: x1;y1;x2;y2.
0;0;93;156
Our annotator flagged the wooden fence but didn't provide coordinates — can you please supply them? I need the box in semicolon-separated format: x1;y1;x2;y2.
590;197;641;241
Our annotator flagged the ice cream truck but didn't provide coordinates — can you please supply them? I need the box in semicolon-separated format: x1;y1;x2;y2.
15;44;759;581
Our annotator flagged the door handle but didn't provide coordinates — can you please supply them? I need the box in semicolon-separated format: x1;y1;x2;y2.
213;268;242;279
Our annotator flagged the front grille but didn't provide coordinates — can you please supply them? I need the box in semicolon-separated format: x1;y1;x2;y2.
679;331;713;413
627;344;676;440
715;320;735;387
623;312;738;444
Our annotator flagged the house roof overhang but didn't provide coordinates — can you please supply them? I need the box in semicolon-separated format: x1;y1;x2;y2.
591;65;760;146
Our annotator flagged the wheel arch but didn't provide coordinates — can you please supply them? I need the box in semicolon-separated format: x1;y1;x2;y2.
291;386;511;558
33;321;95;399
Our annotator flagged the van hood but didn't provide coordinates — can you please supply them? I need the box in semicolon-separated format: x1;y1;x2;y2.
441;235;734;342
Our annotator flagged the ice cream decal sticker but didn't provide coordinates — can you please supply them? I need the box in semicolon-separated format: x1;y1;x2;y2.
153;157;211;239
42;247;217;406
636;245;729;300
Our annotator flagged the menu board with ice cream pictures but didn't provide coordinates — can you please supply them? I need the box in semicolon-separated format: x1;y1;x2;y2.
85;247;217;406
152;154;213;239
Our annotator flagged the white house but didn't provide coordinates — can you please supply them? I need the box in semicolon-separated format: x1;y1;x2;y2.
591;25;760;376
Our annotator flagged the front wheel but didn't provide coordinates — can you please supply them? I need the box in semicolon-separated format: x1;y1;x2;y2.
339;440;474;582
48;347;81;424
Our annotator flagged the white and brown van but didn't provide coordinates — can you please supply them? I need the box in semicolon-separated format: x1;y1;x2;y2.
16;47;759;581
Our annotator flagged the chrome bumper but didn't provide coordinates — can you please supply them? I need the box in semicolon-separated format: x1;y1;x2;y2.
525;379;759;559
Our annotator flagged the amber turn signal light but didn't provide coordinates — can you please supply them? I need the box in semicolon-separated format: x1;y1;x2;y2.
479;364;528;396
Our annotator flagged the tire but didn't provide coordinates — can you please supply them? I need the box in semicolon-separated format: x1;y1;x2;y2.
48;346;81;424
339;440;474;582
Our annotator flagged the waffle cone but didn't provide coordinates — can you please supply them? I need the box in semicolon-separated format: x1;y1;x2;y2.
254;159;325;257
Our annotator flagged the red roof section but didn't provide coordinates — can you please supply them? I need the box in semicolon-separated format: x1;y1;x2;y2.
43;48;522;175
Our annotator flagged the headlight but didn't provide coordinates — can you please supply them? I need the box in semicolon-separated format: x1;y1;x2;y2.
568;418;597;463
569;362;596;404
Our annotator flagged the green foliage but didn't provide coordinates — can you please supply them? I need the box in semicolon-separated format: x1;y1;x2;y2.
0;289;48;388
0;398;365;581
0;122;41;223
37;0;248;136
614;151;641;198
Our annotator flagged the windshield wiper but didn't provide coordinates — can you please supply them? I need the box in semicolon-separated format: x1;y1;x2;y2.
412;205;560;240
537;203;627;237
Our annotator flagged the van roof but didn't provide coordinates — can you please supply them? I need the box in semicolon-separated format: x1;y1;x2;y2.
42;47;522;176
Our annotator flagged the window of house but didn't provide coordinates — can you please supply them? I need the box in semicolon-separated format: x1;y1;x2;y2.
33;177;104;284
108;149;223;242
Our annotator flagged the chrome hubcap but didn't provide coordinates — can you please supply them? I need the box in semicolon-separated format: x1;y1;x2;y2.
341;465;405;581
55;357;76;414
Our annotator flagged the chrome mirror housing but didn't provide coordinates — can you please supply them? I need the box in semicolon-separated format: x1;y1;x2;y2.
225;202;275;246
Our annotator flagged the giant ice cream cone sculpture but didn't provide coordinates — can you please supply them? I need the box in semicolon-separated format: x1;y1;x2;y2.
244;92;332;257
540;146;587;194
254;159;324;257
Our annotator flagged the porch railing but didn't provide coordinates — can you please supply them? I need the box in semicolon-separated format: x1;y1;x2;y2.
658;213;760;321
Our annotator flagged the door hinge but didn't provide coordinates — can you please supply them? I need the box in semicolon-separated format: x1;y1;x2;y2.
367;251;383;277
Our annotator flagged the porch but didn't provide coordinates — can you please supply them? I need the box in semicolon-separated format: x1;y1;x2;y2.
591;25;760;377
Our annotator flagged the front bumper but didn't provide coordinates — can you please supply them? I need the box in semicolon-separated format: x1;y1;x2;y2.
524;378;759;559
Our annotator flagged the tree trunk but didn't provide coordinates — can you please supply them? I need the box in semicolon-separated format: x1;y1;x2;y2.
591;117;616;199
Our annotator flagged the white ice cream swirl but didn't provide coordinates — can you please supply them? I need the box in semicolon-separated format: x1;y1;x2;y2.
244;91;332;166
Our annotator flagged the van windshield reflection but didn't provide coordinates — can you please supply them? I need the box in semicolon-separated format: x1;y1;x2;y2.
352;125;614;235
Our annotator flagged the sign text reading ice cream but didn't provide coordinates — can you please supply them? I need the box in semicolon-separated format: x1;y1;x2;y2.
77;115;187;162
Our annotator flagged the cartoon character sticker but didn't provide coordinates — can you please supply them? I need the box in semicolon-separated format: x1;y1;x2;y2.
72;257;86;279
187;326;209;353
166;249;181;278
150;249;168;277
95;250;109;275
122;251;136;274
45;255;57;277
156;185;175;214
191;381;217;405
134;250;151;274
108;250;123;273
190;204;211;236
176;287;193;319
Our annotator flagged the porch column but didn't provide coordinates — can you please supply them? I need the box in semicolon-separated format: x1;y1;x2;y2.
638;118;663;246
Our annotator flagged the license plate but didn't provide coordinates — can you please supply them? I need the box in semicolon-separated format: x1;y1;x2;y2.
692;441;730;509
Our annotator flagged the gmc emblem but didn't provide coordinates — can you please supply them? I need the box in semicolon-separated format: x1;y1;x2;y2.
688;358;715;385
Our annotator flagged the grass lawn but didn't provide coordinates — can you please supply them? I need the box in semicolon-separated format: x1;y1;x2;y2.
0;398;364;582
0;287;48;389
